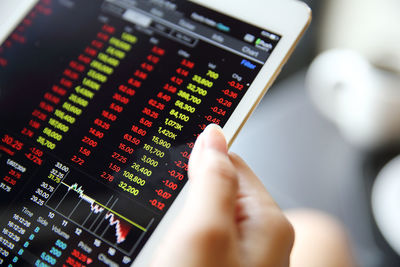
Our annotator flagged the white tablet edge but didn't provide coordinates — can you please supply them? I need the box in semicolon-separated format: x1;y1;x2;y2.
134;0;311;266
0;0;39;44
0;1;311;265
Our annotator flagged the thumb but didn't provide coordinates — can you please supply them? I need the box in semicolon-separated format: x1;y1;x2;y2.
184;124;238;225
150;125;239;267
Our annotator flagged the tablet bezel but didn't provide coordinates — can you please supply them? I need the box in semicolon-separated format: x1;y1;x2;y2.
0;0;39;44
0;0;311;265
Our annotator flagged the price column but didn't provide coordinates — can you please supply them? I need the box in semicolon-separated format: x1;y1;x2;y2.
102;45;167;194
70;31;138;167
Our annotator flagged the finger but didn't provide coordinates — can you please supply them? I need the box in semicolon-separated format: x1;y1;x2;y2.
184;124;238;224
229;153;294;267
151;125;239;267
229;153;278;209
191;123;228;157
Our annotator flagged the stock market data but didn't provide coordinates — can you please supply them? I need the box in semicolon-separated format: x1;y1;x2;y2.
0;0;280;265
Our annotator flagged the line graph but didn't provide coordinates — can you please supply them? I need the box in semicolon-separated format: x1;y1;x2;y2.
45;174;154;253
60;181;147;233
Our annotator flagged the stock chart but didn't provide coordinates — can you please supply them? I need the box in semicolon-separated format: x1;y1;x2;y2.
0;0;279;265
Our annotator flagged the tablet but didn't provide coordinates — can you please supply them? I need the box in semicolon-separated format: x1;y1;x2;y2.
0;0;310;266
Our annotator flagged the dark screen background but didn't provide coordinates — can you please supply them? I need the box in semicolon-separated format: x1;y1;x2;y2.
0;0;278;265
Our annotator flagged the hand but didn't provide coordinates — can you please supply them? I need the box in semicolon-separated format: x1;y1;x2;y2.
151;124;294;267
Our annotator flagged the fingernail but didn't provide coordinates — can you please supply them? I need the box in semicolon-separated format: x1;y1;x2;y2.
201;124;227;153
203;124;223;136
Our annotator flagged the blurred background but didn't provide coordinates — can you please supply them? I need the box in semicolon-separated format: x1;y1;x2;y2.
231;1;400;266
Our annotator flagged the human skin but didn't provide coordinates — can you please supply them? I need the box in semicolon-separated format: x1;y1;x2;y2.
151;124;294;267
286;209;357;267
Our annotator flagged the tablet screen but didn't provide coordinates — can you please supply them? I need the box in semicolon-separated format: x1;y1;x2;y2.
0;0;280;265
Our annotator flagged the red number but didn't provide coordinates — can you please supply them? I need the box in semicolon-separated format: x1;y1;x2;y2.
110;103;123;113
79;146;91;156
78;54;91;64
170;76;183;85
29;119;41;129
180;151;190;159
113;93;129;104
181;59;194;69
109;163;121;172
141;62;154;72
142;107;159;119
101;171;114;182
71;248;88;262
94;118;110;130
91;40;103;50
176;68;189;77
134;70;148;80
101;110;117;121
11;33;26;44
228;80;244;90
216;97;232;107
198;124;206;131
187;142;194;149
52;85;67;96
44;92;60;104
139;117;153;127
23;19;32;26
210;106;226;116
71;155;85;165
147;54;159;64
124;134;140;145
163;180;178;190
157;92;171;102
69;61;85;72
66;257;80;267
60;78;73;88
25;153;43;165
149;199;165;210
102;24;115;34
85;46;98;57
89;127;104;138
63;69;79;80
39;101;54;112
118;85;136;96
112;152;127;163
152;46;165;56
148;99;165;110
119;143;134;154
131;125;147;136
2;135;24;150
221;89;238;99
175;160;188;171
21;128;34;138
82;136;97;147
155;189;172;199
127;78;142;88
32;109;47;121
97;32;109;41
163;83;177;93
168;170;184;180
9;169;21;179
30;147;43;157
3;176;16;185
205;115;220;125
